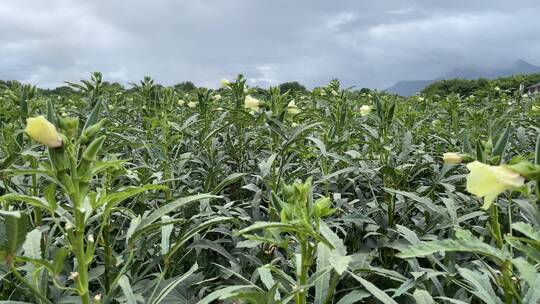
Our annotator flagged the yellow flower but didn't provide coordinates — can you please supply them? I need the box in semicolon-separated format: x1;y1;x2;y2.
291;122;299;128
360;105;371;116
25;116;63;148
187;101;198;108
532;105;540;112
331;90;338;96
220;78;230;87
244;95;261;111
287;100;301;115
466;161;524;209
213;94;222;101
177;99;185;106
442;152;462;164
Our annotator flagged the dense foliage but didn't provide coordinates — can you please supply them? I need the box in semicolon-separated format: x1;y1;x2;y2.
0;73;540;303
421;73;540;97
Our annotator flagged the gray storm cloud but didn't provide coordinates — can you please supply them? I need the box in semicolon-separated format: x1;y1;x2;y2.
1;0;539;89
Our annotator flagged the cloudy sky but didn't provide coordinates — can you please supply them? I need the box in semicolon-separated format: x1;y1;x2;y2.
1;0;539;89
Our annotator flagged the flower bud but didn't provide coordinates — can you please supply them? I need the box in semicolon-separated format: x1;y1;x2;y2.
442;152;463;164
58;117;79;138
82;136;106;162
25;116;63;148
81;118;106;143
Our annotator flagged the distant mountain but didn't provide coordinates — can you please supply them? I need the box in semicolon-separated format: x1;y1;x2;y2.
385;79;436;97
385;60;540;96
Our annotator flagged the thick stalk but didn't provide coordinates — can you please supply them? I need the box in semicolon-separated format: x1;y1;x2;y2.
296;237;309;304
72;192;90;304
31;158;42;225
490;205;514;304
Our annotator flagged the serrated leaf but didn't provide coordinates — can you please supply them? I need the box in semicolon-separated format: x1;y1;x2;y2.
336;290;370;304
457;267;503;304
397;236;508;264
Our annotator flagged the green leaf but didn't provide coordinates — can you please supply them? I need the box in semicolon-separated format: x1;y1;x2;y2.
315;242;331;304
258;153;278;178
0;194;50;211
149;263;198;304
329;251;352;275
82;100;102;133
492;124;512;160
211;173;246;195
258;266;276;291
98;184;166;211
136;193;220;233
523;274;540;304
160;216;173;255
319;222;351;275
397;233;508;264
4;213;28;259
412;289;435;304
348;271;398;304
118;275;137;304
166;216;234;258
511;222;540;243
281;122;321;152
307;136;327;156
336;290;370;304
237;221;333;249
198;285;255;304
383;188;446;215
457;267;503;304
513;257;537;287
22;229;41;259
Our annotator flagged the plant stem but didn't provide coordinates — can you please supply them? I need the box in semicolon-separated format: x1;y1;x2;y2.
296;237;309;304
10;264;52;304
72;192;90;304
490;204;513;304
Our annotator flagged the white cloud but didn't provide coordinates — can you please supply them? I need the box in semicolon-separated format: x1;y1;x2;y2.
325;12;357;31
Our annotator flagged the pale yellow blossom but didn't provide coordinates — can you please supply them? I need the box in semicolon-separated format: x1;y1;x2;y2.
466;161;524;209
25;116;63;148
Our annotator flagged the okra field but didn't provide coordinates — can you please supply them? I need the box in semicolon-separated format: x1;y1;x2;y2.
1;72;540;304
